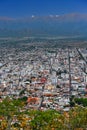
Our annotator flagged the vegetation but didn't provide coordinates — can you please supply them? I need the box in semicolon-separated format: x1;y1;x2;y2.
74;98;87;107
0;97;87;130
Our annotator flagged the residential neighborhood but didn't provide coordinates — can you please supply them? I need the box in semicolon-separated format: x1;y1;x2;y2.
0;43;87;112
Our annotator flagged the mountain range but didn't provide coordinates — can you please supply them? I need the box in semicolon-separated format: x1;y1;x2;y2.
0;13;87;38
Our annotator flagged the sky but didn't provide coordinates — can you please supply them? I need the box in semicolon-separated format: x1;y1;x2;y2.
0;0;87;18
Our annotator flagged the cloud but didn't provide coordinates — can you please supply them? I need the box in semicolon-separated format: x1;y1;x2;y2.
31;15;35;18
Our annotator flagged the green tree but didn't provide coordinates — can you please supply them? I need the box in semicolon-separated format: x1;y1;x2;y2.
0;97;25;130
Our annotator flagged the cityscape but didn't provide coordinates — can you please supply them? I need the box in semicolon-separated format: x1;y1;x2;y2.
0;39;87;112
0;0;87;129
0;37;87;129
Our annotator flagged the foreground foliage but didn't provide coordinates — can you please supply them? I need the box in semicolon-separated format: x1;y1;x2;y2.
0;97;87;130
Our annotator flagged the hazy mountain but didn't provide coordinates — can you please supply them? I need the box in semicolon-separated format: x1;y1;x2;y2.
0;13;87;37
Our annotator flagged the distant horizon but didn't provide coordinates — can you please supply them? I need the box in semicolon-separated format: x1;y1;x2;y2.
0;0;87;38
0;13;87;22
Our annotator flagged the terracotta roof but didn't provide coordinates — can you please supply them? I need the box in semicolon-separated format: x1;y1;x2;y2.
27;97;39;104
40;77;47;83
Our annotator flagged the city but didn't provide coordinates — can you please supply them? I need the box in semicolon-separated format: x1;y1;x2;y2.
0;0;87;129
0;39;87;112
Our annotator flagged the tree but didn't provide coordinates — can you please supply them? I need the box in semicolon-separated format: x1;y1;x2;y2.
69;106;87;129
0;97;25;130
